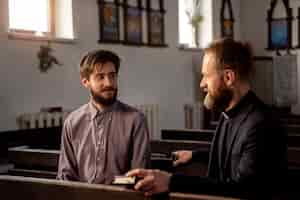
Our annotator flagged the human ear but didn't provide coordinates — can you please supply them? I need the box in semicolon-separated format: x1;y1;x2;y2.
223;68;235;87
81;77;90;89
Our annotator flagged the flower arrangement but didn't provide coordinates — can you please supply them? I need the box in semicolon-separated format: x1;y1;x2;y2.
185;0;203;28
185;0;203;47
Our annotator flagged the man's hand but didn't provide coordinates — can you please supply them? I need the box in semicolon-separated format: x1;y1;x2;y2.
172;150;193;167
126;169;171;196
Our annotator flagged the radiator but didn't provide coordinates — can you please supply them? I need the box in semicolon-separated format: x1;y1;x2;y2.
184;103;205;129
16;111;71;129
17;104;160;139
135;104;160;140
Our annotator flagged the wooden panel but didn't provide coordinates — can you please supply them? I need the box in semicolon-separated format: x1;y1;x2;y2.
8;146;59;170
0;175;144;200
8;168;57;179
170;192;240;200
162;128;300;147
288;147;300;167
0;127;62;149
0;175;240;200
6;141;300;180
287;134;300;147
280;117;300;125
151;140;211;155
285;125;300;134
161;129;214;141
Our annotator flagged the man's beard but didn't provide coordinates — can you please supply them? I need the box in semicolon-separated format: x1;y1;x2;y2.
90;88;118;107
203;85;233;112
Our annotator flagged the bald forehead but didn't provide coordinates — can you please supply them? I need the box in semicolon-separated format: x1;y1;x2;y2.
202;52;218;74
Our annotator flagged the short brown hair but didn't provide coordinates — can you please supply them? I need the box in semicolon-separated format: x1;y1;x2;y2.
79;49;120;79
204;38;254;81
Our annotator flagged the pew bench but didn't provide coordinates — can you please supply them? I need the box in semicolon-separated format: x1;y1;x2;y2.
0;175;241;200
161;129;214;141
6;142;209;179
161;128;300;147
7;140;300;179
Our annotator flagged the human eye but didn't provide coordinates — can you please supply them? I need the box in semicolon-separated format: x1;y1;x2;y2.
96;74;105;80
108;72;117;79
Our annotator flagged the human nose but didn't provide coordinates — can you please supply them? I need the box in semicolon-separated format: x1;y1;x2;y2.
199;77;205;89
103;75;113;87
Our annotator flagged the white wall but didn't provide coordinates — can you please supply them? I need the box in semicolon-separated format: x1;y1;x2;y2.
0;0;206;133
0;0;242;133
240;0;300;114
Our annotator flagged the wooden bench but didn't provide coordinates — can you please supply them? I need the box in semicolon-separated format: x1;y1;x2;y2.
7;146;59;178
151;140;210;176
161;128;300;147
0;127;62;151
161;129;214;141
7;146;59;170
280;117;300;125
0;127;61;175
6;140;300;177
0;175;240;200
284;124;300;134
5;141;210;178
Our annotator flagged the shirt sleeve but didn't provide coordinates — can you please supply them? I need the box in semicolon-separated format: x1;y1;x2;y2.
57;119;79;181
130;113;151;169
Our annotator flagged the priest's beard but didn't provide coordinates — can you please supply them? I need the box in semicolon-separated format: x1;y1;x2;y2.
90;88;118;107
203;85;233;112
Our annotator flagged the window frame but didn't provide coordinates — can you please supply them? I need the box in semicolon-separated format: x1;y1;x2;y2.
7;0;76;43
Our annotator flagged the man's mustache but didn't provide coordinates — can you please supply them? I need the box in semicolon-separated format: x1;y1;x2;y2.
101;87;116;92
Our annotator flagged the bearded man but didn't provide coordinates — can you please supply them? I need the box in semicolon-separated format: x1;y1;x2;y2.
127;38;287;198
57;50;150;184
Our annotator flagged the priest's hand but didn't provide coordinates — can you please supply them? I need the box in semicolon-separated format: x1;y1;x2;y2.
126;169;171;196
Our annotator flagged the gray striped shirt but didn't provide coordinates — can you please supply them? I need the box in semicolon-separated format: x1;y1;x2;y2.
57;100;151;184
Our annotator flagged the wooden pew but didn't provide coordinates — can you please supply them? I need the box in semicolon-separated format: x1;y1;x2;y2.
280;117;300;125
7;146;59;179
287;134;300;147
161;129;214;141
287;147;300;169
6;140;300;178
0;127;62;150
152;140;300;172
0;175;240;200
7;146;59;170
151;140;210;176
151;140;210;154
0;127;62;175
161;129;300;147
285;124;300;134
5;141;210;178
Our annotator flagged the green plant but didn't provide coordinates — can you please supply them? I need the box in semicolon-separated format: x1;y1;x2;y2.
185;0;203;28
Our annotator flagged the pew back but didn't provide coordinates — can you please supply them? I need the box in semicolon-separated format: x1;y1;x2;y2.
0;175;240;200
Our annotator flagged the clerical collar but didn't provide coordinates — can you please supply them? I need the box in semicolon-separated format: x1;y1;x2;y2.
222;90;254;119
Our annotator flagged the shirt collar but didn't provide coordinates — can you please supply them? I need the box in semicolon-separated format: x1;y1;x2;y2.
88;100;118;120
222;90;254;119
